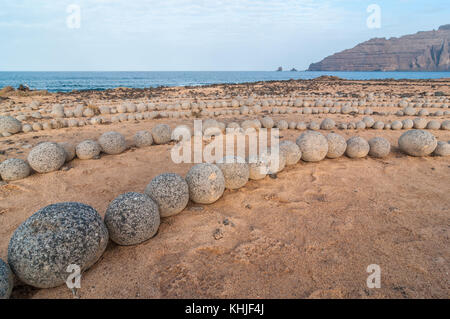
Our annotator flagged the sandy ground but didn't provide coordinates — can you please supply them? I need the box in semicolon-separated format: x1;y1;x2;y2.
0;79;449;299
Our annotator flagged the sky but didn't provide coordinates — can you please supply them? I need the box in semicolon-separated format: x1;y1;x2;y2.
0;0;449;71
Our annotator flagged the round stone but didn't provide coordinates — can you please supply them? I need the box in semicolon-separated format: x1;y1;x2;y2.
326;133;347;159
276;120;289;130
152;124;172;144
265;148;286;174
8;202;108;288
308;121;320;130
295;130;328;162
296;122;307;130
105;192;160;246
355;121;366;130
279;140;301;165
134;130;154;147
0;158;31;181
441;120;450;130
372;121;385;130
247;155;268;180
0;116;22;134
320;118;335;130
346;136;370;158
362;116;375;128
426;120;441;130
402;119;414;129
217;156;250;190
433;141;450;156
0;259;13;299
58;142;76;162
98;131;127;155
185;163;225;204
144;173;189;217
391;120;403;130
413;118;427;129
27;142;66;173
368;137;391;158
76;140;101;160
398;130;437;157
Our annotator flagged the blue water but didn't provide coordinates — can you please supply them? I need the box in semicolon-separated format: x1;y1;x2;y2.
0;71;448;93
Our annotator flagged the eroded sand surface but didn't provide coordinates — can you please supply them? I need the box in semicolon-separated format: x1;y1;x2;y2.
0;78;449;298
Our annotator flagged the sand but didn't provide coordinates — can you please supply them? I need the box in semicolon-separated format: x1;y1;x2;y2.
0;78;449;299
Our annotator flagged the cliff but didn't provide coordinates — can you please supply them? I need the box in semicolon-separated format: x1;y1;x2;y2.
308;24;450;71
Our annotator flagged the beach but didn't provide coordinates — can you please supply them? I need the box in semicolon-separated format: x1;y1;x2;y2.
1;77;449;299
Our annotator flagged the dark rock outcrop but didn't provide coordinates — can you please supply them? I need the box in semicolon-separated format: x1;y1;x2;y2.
308;25;450;71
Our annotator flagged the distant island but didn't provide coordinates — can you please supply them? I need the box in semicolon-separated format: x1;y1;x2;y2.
308;24;450;71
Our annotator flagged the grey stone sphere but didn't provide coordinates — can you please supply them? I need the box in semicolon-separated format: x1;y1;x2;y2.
308;121;320;130
265;148;287;174
296;130;328;162
58;142;76;162
279;140;302;165
320;118;336;130
27;142;66;173
368;137;391;158
0;116;22;134
276;120;289;130
362;116;375;128
413;118;427;129
152;124;172;144
247;155;268;180
105;192;160;246
346;136;370;158
372;121;385;130
441;120;450;130
185;163;225;204
433;141;450;156
426;120;441;130
398;130;437;157
8;202;108;288
217;156;250;190
326;133;347;159
0;259;13;299
402;119;414;129
134;130;154;147
144;173;189;217
391;120;403;130
0;158;31;181
98;131;127;155
76;140;101;160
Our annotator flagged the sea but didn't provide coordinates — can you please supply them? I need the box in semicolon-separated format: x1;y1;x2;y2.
0;71;448;93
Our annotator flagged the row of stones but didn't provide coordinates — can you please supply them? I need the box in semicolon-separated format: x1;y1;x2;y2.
3;115;450;182
1;128;449;297
2;101;449;137
3;94;449;123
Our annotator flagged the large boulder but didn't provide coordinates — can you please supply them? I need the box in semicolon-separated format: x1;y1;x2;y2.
295;131;328;162
8;202;108;288
398;130;437;156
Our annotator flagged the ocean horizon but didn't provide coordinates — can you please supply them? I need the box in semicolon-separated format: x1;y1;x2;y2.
1;71;449;93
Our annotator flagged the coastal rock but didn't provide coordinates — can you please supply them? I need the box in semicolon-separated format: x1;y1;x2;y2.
0;158;31;181
185;163;225;204
27;142;66;173
398;130;437;156
145;173;189;217
98;131;127;155
105;192;160;245
8;202;108;288
0;259;13;299
296;131;328;162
